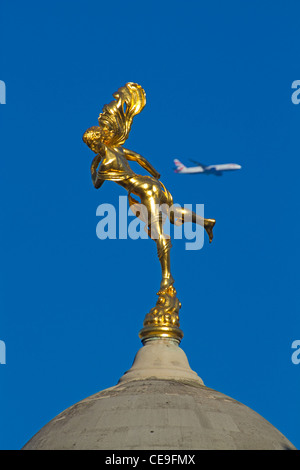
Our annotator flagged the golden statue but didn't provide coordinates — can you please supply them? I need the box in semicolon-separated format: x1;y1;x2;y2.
83;83;215;343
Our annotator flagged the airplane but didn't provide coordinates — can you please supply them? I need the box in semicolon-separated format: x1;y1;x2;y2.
173;159;242;176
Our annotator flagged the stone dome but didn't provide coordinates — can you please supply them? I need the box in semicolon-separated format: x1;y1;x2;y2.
22;339;296;450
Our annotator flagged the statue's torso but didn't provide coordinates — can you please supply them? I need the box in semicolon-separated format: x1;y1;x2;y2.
98;146;135;181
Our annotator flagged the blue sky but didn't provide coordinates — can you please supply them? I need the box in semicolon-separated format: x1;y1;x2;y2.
0;0;299;449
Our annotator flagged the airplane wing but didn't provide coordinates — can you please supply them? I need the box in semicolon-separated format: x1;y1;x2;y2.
189;159;206;168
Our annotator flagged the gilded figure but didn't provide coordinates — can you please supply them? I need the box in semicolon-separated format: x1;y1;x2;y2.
83;83;215;341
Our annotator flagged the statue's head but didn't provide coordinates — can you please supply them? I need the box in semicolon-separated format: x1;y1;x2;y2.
82;126;103;153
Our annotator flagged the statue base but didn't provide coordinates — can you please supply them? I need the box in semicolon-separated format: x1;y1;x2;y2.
139;284;183;344
139;325;183;343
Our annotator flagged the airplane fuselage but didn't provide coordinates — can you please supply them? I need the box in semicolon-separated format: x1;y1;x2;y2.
174;163;241;174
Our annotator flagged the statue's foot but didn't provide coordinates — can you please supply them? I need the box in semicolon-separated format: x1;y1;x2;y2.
205;218;215;243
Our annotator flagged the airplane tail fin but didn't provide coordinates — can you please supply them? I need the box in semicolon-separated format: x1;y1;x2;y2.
173;159;186;173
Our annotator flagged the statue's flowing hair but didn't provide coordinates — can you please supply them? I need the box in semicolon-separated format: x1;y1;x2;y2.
97;82;146;147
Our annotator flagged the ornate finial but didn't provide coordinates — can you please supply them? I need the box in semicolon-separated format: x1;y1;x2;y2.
139;285;183;343
83;83;215;343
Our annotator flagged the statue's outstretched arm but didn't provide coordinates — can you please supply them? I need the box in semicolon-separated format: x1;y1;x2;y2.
90;154;105;189
123;148;160;179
